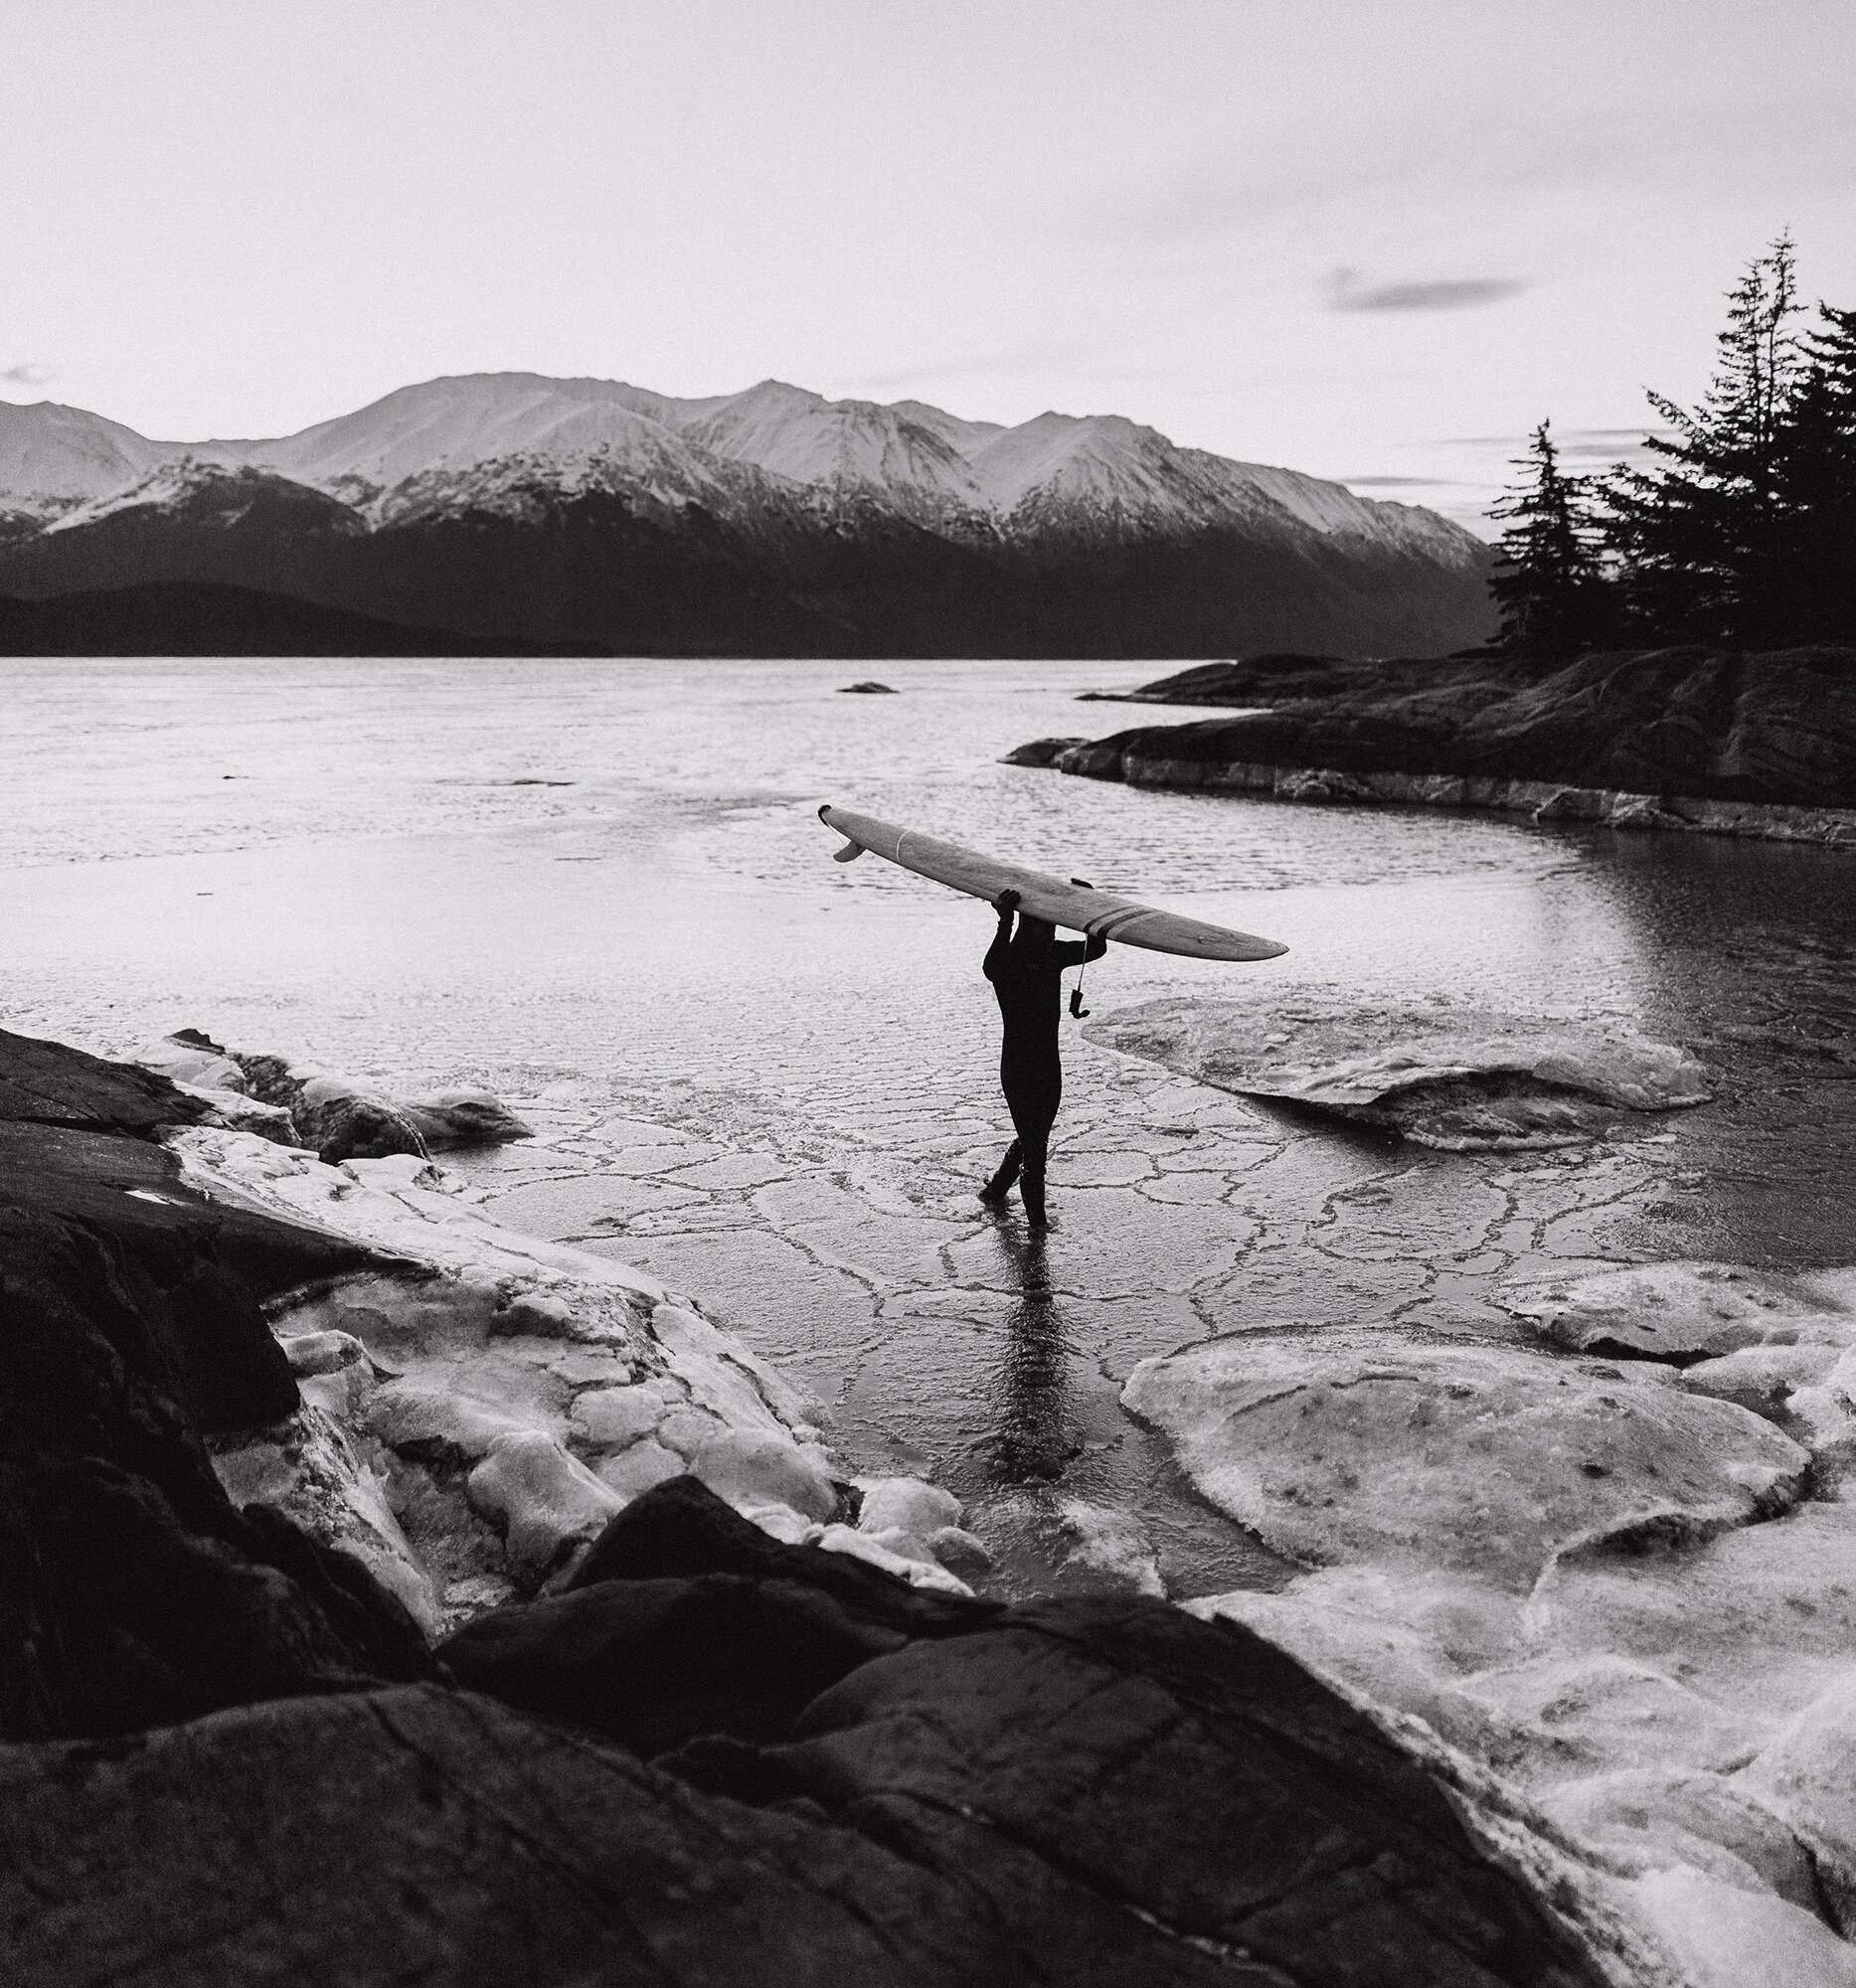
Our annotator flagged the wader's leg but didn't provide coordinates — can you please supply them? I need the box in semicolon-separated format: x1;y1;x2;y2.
980;1139;1023;1204
1020;1130;1050;1230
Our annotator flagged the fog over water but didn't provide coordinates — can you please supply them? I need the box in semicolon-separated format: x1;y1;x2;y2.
6;656;1851;1596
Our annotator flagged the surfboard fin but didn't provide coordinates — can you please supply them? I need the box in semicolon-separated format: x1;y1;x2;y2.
832;840;866;863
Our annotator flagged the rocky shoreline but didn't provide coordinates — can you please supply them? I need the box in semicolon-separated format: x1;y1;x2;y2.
1010;645;1856;846
9;1021;1856;1982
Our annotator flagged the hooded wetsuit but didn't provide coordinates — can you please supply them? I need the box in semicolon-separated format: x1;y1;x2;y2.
982;909;1105;1224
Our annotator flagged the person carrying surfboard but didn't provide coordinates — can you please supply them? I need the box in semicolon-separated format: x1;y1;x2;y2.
979;888;1106;1230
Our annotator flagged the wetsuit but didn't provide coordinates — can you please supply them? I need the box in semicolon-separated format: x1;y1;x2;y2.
981;909;1106;1226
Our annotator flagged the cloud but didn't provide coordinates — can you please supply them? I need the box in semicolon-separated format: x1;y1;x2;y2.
1328;269;1527;313
2;362;53;387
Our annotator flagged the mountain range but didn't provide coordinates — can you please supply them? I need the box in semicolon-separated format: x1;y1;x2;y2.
0;375;1494;656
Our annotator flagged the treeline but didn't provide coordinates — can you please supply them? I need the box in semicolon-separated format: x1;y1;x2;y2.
1491;235;1855;653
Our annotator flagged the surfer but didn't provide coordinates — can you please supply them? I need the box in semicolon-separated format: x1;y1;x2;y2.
980;888;1106;1229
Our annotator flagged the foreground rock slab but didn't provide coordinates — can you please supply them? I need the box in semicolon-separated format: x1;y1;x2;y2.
1124;1328;1807;1590
1086;999;1711;1149
2;1486;1641;1988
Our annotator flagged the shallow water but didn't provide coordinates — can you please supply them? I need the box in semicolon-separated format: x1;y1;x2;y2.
5;656;1852;1598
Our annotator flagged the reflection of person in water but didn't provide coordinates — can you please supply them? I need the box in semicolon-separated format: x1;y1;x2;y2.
993;1225;1079;1479
979;888;1106;1229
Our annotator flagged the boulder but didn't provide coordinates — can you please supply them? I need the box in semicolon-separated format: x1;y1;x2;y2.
1085;999;1710;1149
212;1407;442;1635
135;1030;249;1094
1540;1766;1820;1909
569;1383;665;1447
439;1574;910;1755
595;1439;686;1500
692;1426;837;1524
1504;1261;1856;1363
1123;1330;1809;1590
399;1087;534;1150
174;1080;300;1144
1743;1675;1856;1935
999;735;1089;767
1625;1869;1856;1988
467;1430;624;1583
293;1077;429;1165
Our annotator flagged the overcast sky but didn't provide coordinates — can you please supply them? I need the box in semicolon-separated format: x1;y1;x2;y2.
4;0;1852;530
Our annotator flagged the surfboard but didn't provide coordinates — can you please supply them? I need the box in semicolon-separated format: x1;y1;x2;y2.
818;804;1288;962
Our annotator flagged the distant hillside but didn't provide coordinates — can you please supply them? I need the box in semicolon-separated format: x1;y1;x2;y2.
0;581;569;657
0;375;1496;657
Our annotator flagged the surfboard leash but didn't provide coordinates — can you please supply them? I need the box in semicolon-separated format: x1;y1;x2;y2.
1070;876;1095;1020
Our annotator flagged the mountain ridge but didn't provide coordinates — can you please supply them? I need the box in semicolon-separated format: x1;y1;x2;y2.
0;374;1494;656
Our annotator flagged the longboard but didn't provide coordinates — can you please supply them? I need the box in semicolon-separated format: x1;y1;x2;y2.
818;804;1287;962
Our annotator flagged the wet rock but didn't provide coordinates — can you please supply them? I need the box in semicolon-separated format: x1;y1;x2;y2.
1626;1869;1856;1988
0;1201;436;1740
837;679;897;693
0;1025;216;1137
859;1474;959;1541
595;1439;686;1500
228;1047;532;1165
1276;766;1377;803
693;1426;837;1524
1124;1330;1809;1590
569;1383;664;1447
277;1327;371;1379
1087;999;1710;1149
999;735;1089;766
1454;1651;1766;1780
173;1080;301;1144
399;1086;534;1150
1032;646;1856;810
467;1429;625;1583
1;1626;1631;1988
816;1523;974;1595
136;1033;249;1093
1505;1260;1856;1363
565;1476;993;1639
440;1574;911;1755
366;1373;552;1465
293;1077;429;1165
1744;1675;1856;1935
1540;1766;1821;1911
211;1407;442;1635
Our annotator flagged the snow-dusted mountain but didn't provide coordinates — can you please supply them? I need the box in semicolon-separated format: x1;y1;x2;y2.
0;375;1493;656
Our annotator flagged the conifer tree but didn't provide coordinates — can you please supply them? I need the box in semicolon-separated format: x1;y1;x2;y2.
1604;234;1804;642
1487;419;1608;652
1768;300;1856;641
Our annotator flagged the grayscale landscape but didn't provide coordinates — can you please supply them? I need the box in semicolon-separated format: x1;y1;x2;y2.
4;6;1854;1987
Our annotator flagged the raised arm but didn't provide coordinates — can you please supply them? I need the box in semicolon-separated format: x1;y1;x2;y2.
983;888;1019;982
1054;930;1108;968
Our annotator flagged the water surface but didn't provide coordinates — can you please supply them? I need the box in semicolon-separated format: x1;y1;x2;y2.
5;657;1851;1597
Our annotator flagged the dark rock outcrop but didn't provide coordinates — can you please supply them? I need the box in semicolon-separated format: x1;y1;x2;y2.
0;1031;439;1740
1046;646;1856;808
1000;733;1089;766
0;1025;216;1136
5;1477;1615;1986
